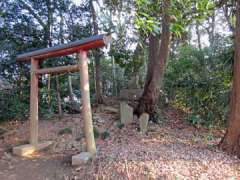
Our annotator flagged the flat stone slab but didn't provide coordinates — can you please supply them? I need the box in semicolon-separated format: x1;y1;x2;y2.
13;141;52;156
120;101;133;125
120;89;143;101
139;113;149;134
72;152;93;166
103;106;119;113
96;105;119;114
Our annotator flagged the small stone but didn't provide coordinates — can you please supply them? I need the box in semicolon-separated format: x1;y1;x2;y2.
93;115;105;124
139;113;149;134
120;102;133;125
72;152;93;166
3;152;12;160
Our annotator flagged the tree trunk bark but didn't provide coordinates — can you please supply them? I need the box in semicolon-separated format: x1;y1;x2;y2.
54;4;64;118
56;76;62;118
136;0;171;115
196;23;202;51
112;56;117;96
219;0;240;157
47;74;51;110
94;53;104;103
209;12;215;47
67;74;75;112
223;5;235;33
68;75;74;103
90;0;104;104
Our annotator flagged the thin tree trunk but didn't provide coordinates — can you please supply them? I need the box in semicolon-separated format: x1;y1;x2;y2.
54;3;64;118
112;56;117;96
68;74;75;112
223;5;235;33
68;75;74;103
136;0;171;115
47;74;51;109
210;12;215;47
94;54;103;103
205;11;215;49
90;0;103;104
196;23;202;51
219;0;240;156
18;64;24;100
56;76;62;118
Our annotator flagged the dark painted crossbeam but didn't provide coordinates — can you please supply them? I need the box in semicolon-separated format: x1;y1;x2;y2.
16;34;111;62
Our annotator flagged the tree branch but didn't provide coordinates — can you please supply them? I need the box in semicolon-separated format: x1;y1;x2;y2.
19;0;46;29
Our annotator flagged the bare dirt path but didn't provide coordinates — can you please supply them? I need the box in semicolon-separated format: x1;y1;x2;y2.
0;107;240;180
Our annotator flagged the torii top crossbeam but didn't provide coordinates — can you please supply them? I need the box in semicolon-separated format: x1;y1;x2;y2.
16;34;111;62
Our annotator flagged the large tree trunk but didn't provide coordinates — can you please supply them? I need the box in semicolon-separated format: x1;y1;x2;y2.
136;0;171;115
219;0;240;156
90;0;104;104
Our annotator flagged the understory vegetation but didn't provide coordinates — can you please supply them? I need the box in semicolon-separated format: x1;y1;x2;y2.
164;39;233;127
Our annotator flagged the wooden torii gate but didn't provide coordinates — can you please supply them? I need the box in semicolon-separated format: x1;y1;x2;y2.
13;34;111;156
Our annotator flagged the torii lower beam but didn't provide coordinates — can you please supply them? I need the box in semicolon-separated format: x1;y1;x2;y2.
36;64;80;75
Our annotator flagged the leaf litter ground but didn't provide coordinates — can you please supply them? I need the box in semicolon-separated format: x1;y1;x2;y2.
0;106;240;180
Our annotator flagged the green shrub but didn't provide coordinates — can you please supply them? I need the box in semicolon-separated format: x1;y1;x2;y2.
58;127;72;135
164;43;233;126
93;127;100;139
116;122;124;129
101;131;110;140
0;89;29;121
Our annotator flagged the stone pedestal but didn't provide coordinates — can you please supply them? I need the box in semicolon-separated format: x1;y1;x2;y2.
139;113;149;134
72;152;93;166
13;141;52;156
120;102;133;125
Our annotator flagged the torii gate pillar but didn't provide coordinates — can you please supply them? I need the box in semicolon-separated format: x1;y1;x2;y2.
78;51;96;154
13;59;52;156
29;58;39;145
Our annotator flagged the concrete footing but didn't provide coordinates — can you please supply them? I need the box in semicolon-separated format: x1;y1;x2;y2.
13;141;52;156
